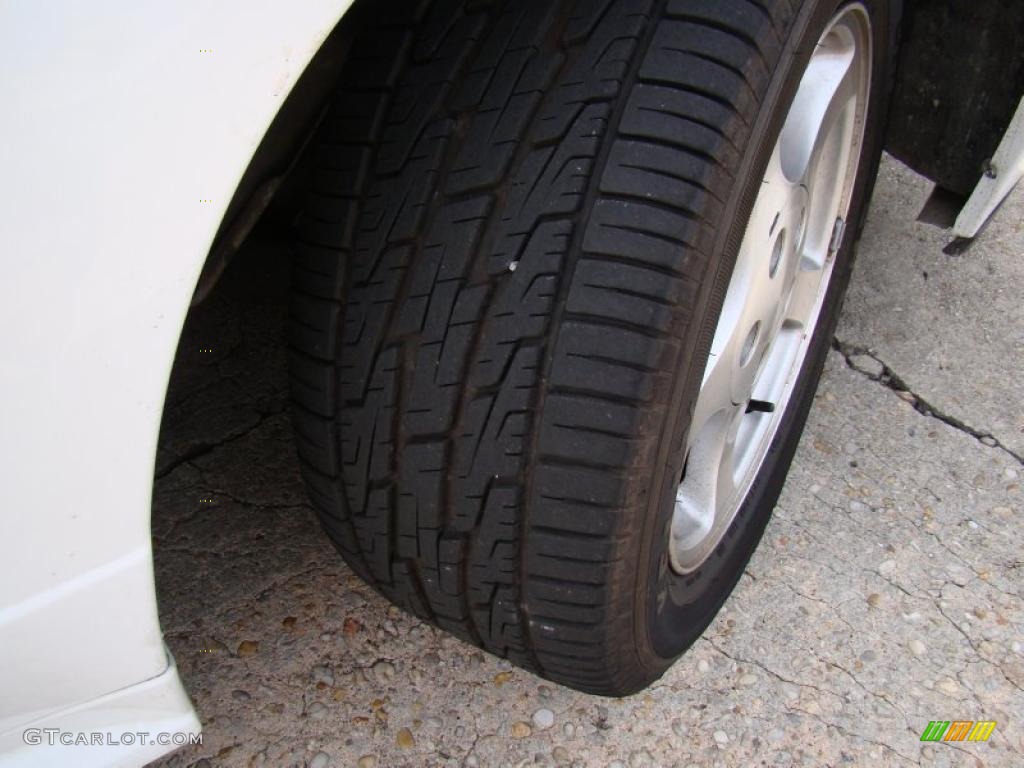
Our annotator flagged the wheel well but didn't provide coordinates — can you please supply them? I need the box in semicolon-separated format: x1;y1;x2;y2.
189;4;366;304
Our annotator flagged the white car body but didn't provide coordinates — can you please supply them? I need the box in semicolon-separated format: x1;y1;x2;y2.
0;2;1020;767
0;2;353;766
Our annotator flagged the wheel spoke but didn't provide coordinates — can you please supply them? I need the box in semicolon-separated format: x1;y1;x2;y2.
673;406;741;555
715;413;742;513
690;344;735;452
673;417;722;551
778;29;858;187
803;58;860;192
783;263;824;330
792;28;863;272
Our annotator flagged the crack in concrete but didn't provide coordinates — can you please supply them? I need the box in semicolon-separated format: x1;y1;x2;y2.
935;601;1024;695
185;459;311;512
708;639;921;764
787;491;1024;702
788;705;920;766
832;339;1024;466
155;402;289;479
705;638;845;704
460;732;481;767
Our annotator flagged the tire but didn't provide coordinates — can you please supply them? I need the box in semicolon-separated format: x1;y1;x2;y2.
288;0;899;695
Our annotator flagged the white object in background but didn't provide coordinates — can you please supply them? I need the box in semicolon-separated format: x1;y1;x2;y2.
954;96;1024;239
0;1;353;766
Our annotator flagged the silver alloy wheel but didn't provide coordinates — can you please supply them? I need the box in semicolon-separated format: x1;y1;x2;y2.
670;5;873;574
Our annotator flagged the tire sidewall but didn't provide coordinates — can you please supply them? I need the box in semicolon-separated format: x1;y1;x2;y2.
633;0;898;667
